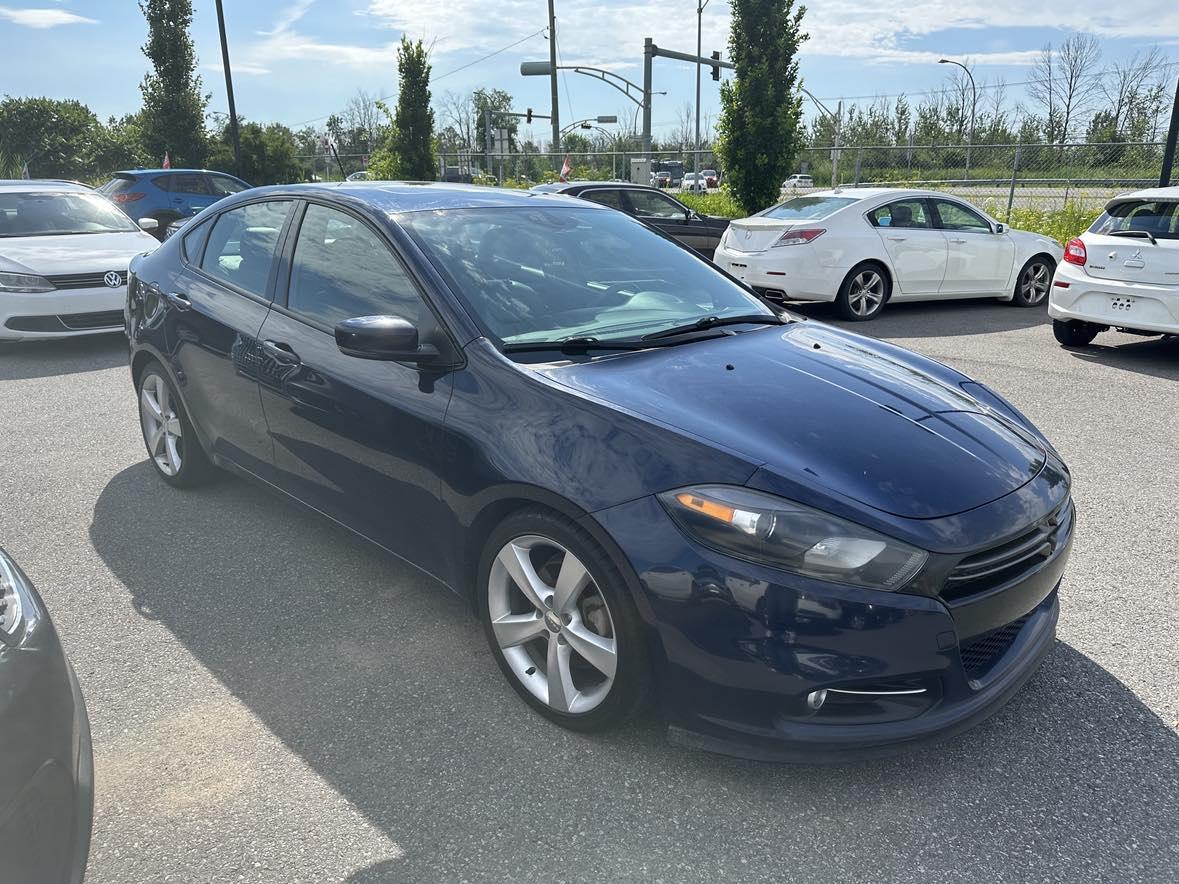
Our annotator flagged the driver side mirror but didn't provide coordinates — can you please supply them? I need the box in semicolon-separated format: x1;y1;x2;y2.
335;315;440;365
994;222;1006;234
137;217;160;232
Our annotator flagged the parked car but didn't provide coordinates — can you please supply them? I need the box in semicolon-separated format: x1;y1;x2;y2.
714;187;1063;320
1049;186;1179;346
97;169;251;240
0;546;93;883
652;171;672;189
782;174;814;192
126;183;1073;761
0;180;159;342
346;171;371;181
532;181;730;258
681;172;707;194
701;169;719;188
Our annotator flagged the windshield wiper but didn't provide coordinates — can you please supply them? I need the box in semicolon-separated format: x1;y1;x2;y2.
641;312;786;341
1109;229;1157;245
502;336;651;355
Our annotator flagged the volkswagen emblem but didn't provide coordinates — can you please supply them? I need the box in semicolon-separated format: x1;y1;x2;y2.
103;271;124;288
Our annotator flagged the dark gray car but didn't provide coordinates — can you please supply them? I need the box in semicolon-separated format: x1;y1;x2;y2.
531;182;730;258
0;547;93;883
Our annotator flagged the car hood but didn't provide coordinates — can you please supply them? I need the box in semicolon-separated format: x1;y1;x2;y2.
0;230;158;275
542;322;1046;519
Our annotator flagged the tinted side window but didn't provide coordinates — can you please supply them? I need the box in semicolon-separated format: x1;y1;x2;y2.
869;199;931;229
626;191;688;220
581;190;625;210
158;173;210;195
181;218;212;263
200;201;290;297
208;174;249;197
287;204;424;328
933;199;990;232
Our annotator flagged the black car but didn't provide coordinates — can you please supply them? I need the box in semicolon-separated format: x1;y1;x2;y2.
0;547;93;883
125;183;1072;761
531;182;730;258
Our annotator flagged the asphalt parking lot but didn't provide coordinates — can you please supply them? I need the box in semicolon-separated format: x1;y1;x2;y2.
1;301;1177;883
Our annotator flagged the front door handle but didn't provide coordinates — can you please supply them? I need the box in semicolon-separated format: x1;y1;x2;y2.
262;339;301;365
887;236;907;242
949;237;968;244
165;291;191;310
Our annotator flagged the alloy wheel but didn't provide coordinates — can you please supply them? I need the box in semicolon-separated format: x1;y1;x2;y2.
140;374;183;476
1019;262;1050;304
848;270;885;317
487;535;617;714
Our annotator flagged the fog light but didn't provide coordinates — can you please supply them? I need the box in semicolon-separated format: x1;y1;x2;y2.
806;689;827;710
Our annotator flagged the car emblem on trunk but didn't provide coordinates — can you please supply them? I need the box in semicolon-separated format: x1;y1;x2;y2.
104;271;124;288
743;229;751;240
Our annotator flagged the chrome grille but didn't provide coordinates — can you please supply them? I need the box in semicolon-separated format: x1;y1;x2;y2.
46;271;124;290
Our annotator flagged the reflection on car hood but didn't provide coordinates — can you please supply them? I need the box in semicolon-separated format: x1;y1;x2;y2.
0;230;158;275
543;322;1046;519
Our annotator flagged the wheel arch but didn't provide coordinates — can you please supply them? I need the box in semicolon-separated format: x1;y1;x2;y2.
130;348;215;459
842;258;893;299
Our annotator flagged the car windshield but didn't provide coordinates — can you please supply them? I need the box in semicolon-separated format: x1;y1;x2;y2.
400;206;773;346
0;191;138;237
762;195;856;221
1090;200;1179;240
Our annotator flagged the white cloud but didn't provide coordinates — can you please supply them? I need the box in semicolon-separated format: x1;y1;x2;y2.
259;0;316;37
202;61;272;76
0;5;96;27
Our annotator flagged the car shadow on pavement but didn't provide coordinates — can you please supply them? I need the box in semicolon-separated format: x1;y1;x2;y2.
789;298;1051;338
0;334;127;381
1064;334;1179;381
89;462;1179;882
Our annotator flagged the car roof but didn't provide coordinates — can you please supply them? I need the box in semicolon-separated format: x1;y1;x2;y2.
1106;185;1179;207
786;186;951;202
530;181;667;195
111;168;241;178
0;179;92;193
234;181;607;213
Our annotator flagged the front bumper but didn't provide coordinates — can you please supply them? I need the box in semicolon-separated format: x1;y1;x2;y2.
592;486;1070;762
1;287;126;341
1048;264;1179;335
713;243;834;302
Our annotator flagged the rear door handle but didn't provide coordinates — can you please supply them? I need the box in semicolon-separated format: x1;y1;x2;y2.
165;291;191;310
262;339;301;365
887;236;907;242
949;238;968;244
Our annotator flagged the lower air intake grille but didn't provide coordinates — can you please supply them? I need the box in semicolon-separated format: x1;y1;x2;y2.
59;309;123;330
959;613;1031;679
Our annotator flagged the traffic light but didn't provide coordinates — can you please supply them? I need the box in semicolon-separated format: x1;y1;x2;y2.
526;108;533;124
711;51;721;81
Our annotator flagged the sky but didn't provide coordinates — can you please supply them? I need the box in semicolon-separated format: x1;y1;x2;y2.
1;0;1178;145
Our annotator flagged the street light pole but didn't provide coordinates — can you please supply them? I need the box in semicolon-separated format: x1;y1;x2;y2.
939;58;976;180
214;0;241;177
694;0;711;182
547;0;561;158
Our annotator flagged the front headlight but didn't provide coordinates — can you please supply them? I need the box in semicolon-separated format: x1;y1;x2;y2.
0;271;55;293
659;485;928;591
0;550;34;641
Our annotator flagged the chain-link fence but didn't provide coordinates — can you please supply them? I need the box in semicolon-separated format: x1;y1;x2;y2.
300;140;1177;220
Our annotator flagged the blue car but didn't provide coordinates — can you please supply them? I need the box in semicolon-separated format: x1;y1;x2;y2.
97;169;250;239
124;183;1073;760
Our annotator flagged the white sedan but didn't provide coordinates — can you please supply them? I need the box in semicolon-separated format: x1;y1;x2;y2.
713;187;1063;320
0;180;158;341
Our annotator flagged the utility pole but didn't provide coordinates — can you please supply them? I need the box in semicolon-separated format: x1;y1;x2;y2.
214;0;241;176
693;0;710;181
547;0;560;158
642;38;654;158
1160;75;1179;187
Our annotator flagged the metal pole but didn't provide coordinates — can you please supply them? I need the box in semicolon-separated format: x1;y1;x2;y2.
1160;75;1179;186
548;0;561;158
642;38;653;157
485;107;493;178
693;1;706;182
938;59;975;180
214;0;241;176
1006;141;1022;222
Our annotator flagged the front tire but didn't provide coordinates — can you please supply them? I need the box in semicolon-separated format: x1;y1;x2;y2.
1052;319;1099;347
137;363;213;487
478;508;649;732
836;263;890;321
1012;256;1053;307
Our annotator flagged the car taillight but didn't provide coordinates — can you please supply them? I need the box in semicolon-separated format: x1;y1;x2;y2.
1063;238;1087;266
114;192;145;204
773;228;825;247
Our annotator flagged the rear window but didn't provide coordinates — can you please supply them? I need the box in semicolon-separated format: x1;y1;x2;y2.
1090;200;1179;240
97;176;135;196
763;196;858;221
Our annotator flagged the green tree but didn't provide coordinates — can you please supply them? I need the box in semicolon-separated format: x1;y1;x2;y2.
208;119;302;184
716;0;807;213
138;0;207;167
389;37;435;180
0;97;109;179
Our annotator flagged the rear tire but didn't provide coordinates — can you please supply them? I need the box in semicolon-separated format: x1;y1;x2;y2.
137;362;214;487
1012;256;1054;307
477;508;649;733
835;263;890;321
1053;319;1099;347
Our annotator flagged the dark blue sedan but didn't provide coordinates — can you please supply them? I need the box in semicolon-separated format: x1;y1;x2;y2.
124;183;1073;760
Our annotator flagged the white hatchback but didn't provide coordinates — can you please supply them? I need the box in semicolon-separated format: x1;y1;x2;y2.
0;180;159;341
1048;187;1179;346
714;187;1063;320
